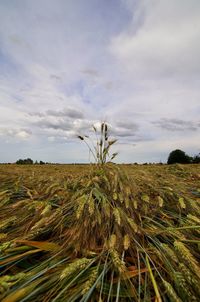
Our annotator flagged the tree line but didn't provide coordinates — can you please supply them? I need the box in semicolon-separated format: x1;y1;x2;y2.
14;151;200;165
16;158;45;165
167;150;200;164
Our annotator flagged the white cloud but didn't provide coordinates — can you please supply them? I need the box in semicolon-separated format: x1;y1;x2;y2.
16;130;32;139
110;0;200;78
0;128;32;140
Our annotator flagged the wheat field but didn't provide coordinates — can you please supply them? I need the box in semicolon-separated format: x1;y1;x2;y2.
0;125;200;301
0;161;200;301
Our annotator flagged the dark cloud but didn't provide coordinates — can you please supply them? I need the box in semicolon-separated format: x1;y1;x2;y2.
50;74;62;81
132;136;153;142
34;115;95;135
115;120;139;131
153;118;198;131
30;107;84;119
35;118;73;131
110;128;136;137
46;108;84;119
29;112;45;117
107;119;139;138
81;69;99;77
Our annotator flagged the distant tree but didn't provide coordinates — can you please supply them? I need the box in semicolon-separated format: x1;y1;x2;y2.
167;149;191;164
33;160;46;165
16;159;23;164
25;158;33;164
16;158;33;165
192;153;200;164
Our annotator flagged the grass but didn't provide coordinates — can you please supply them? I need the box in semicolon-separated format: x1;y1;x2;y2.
0;124;200;301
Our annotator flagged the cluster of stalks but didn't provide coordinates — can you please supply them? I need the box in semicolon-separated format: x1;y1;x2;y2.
0;123;200;301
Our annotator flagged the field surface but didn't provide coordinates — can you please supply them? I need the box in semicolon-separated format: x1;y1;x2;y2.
0;163;200;301
1;163;200;193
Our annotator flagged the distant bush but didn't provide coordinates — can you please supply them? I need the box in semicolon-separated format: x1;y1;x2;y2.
167;149;191;164
16;159;46;165
192;153;200;164
16;158;34;165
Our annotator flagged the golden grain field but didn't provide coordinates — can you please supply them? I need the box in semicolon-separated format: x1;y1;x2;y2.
0;163;200;301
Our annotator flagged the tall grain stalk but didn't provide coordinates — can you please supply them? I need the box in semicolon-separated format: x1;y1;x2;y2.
78;122;118;165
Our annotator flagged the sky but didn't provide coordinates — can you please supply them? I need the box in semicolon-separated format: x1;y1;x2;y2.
0;0;200;163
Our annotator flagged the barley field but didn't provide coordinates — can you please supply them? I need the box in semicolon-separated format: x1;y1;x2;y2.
0;161;200;302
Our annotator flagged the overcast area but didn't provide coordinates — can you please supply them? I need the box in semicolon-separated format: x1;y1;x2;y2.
0;0;199;163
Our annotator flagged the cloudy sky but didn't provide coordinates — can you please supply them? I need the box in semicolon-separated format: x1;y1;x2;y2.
0;0;199;163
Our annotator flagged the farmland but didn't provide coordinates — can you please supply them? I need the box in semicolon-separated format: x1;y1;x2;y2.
0;163;200;301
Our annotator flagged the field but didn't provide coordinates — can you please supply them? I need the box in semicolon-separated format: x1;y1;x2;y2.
0;163;200;301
